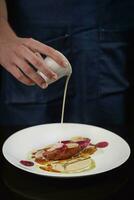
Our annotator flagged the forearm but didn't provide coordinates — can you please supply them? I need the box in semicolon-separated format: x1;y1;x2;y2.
0;0;66;88
0;0;7;19
0;0;17;42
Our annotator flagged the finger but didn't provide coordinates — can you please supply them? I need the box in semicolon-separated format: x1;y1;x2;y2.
7;64;35;86
35;53;58;80
14;57;48;89
17;45;58;80
22;38;69;68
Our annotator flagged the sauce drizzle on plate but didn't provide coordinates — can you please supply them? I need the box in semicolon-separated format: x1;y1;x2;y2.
20;160;34;167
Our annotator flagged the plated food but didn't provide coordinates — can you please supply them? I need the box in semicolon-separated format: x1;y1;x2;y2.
3;123;130;177
20;137;109;174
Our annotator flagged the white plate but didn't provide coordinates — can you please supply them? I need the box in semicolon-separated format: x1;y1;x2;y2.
2;123;130;178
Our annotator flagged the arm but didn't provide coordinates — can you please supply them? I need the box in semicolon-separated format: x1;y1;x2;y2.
1;0;7;19
0;0;17;40
0;0;67;88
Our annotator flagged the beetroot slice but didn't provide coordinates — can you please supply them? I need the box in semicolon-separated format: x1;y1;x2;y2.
61;138;91;149
60;140;71;144
76;139;91;149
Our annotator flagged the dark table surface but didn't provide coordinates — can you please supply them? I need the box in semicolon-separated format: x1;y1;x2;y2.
0;126;134;200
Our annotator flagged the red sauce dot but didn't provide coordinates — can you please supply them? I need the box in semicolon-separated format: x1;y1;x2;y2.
20;160;34;167
96;142;109;148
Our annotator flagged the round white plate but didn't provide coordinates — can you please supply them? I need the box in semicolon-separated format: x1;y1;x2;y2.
2;123;130;178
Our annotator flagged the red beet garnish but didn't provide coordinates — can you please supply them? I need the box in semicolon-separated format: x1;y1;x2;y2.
60;140;71;144
20;160;34;167
77;139;91;148
95;142;109;148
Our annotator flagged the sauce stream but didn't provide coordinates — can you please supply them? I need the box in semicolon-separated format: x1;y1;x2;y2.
61;74;71;123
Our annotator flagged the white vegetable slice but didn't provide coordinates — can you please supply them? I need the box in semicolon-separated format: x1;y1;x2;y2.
34;150;44;159
66;143;79;148
47;143;64;152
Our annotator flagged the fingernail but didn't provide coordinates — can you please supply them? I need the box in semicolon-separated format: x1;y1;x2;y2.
41;83;48;89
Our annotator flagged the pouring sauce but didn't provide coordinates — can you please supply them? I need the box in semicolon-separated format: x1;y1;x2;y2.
61;75;71;123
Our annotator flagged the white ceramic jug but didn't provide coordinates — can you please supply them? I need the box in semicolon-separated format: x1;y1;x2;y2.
37;51;72;85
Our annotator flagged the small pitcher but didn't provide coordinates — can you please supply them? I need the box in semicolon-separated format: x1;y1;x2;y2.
37;51;72;85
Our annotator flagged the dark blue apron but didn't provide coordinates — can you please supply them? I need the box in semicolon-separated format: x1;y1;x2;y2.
0;0;134;135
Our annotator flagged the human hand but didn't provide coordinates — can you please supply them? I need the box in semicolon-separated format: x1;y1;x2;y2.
0;36;68;88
